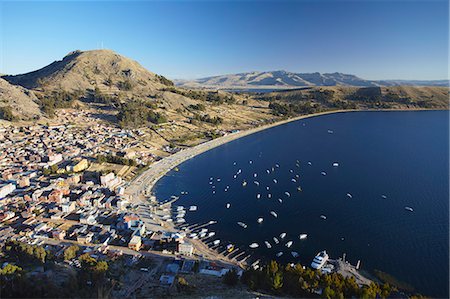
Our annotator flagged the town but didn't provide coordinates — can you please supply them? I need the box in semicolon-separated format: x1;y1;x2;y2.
0;112;244;297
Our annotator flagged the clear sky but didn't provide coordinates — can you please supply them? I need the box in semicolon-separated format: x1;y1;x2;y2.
0;0;448;80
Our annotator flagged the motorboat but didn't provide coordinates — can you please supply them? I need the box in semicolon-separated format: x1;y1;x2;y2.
299;234;308;240
273;179;278;184
237;222;248;228
242;181;247;187
321;171;327;176
405;206;414;212
189;205;197;211
346;193;353;199
265;241;272;248
273;237;279;244
226;203;231;209
256;194;261;199
285;192;291;197
257;217;264;224
285;241;293;248
213;240;220;245
276;251;283;257
249;243;259;248
291;251;299;258
280;232;286;239
311;250;329;269
270;211;278;218
320;215;327;220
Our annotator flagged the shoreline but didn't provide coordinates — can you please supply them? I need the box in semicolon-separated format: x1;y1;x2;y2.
124;108;445;269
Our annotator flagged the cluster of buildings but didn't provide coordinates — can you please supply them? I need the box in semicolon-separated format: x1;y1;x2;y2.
0;122;159;253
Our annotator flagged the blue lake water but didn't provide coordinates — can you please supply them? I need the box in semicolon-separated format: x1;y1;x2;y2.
154;111;449;297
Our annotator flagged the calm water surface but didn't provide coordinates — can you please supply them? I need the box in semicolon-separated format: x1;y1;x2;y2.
154;111;449;297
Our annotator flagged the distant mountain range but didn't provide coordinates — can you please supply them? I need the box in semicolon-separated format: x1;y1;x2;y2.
175;70;449;90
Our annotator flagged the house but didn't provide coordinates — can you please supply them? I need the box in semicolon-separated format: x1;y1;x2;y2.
52;230;66;240
0;211;15;222
128;235;142;251
61;201;76;213
67;159;88;173
178;241;194;256
77;232;94;244
0;183;16;199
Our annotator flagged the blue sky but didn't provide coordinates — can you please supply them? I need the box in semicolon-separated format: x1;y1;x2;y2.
0;0;448;80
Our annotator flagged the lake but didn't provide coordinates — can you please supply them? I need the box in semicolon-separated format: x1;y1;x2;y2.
154;110;449;297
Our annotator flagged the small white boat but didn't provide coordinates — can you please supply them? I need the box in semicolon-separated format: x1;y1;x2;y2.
308;161;312;165
189;233;198;238
321;171;327;176
268;194;272;198
311;250;329;269
233;162;237;165
265;241;272;248
249;160;253;164
280;232;286;239
217;178;221;182
273;179;278;184
233;175;237;179
381;195;387;199
346;193;353;199
242;181;247;187
253;173;257;177
257;217;264;224
212;191;216;194
278;198;283;203
285;192;291;197
285;241;293;248
270;211;278;218
333;162;339;167
289;169;294;173
273;237;279;244
256;194;261;199
291;178;297;183
200;228;208;233
213;240;220;245
254;181;259;186
208;232;216;237
328;130;334;134
405;206;414;212
199;232;206;238
276;251;283;257
237;222;248;228
291;251;299;258
249;243;259;248
299;234;308;240
266;186;270;190
189;205;198;211
320;215;327;220
275;164;280;168
297;186;302;192
266;169;270;174
226;203;231;209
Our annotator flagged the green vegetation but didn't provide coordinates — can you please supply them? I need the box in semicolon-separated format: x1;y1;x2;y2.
268;102;323;116
241;260;397;298
5;240;48;264
117;79;134;91
192;113;223;125
162;87;236;104
188;103;206;111
38;90;81;118
64;245;80;261
156;74;174;86
97;154;137;166
117;100;167;128
0;105;16;121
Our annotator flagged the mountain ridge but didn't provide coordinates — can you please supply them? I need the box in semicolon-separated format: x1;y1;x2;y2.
175;70;449;89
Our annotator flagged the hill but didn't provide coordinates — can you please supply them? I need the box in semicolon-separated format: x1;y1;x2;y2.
176;70;449;90
0;78;42;120
2;49;172;94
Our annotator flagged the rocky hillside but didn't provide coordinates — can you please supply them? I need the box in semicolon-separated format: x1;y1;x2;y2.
0;78;42;120
176;70;449;90
2;49;171;94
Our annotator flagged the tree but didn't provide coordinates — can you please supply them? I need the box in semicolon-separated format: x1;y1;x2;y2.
223;269;239;286
64;245;80;261
0;106;16;121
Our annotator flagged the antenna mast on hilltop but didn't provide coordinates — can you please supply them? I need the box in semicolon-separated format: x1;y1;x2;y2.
101;41;104;49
